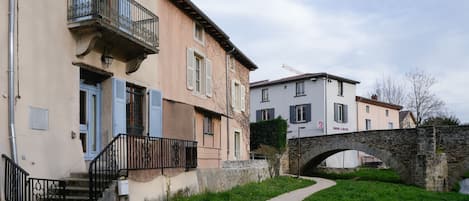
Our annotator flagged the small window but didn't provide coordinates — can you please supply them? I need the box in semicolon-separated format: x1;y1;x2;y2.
194;23;205;44
385;110;389;117
338;104;344;122
296;81;305;96
234;131;241;160
366;105;370;113
388;122;393;129
296;105;306;122
126;84;145;135
203;116;213;135
261;109;274;121
338;81;344;96
366;119;372;130
261;88;269;102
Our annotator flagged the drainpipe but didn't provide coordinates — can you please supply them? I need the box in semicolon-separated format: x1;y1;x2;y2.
323;75;328;135
226;48;236;160
8;0;19;163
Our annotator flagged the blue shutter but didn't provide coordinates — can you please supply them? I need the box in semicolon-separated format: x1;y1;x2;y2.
305;104;311;122
149;89;163;137
268;108;275;120
343;104;348;123
289;106;295;124
334;103;339;122
112;78;126;136
256;110;262;122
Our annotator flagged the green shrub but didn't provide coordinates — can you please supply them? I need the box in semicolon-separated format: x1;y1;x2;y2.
250;117;287;151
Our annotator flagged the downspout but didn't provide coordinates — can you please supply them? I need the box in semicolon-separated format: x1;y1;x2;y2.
226;48;236;160
323;75;328;135
8;0;19;163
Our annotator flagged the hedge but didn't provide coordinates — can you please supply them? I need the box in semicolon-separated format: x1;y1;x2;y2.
250;117;288;151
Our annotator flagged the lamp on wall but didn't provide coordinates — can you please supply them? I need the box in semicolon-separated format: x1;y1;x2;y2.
101;49;114;68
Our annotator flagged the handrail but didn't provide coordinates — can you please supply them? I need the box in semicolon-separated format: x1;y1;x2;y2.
89;134;198;200
2;154;66;201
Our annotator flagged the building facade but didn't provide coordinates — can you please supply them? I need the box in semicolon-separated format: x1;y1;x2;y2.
0;0;256;200
250;73;360;168
400;110;417;128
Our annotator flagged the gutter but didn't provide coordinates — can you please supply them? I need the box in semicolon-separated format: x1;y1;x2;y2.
8;0;18;163
226;48;236;160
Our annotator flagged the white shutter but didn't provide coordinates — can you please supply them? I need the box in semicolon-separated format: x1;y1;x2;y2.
112;78;126;136
240;85;245;112
205;59;212;97
186;48;195;90
148;89;163;138
231;80;236;109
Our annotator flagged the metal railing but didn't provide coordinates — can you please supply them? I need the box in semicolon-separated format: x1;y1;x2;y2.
67;0;159;47
89;134;197;200
2;155;66;201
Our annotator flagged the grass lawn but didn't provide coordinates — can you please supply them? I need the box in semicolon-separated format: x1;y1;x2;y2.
311;168;402;183
304;180;469;201
172;176;315;201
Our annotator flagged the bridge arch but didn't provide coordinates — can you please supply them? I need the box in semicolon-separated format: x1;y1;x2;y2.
299;142;409;183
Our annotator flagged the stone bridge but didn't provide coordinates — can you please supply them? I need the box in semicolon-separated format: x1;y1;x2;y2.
288;126;469;191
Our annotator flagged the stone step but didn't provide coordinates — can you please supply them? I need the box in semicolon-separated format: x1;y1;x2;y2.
64;186;90;197
46;195;89;201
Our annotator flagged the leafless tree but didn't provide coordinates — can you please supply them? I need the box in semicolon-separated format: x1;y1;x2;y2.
369;75;407;106
406;69;445;126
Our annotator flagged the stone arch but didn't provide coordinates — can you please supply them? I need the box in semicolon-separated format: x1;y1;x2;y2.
299;142;411;184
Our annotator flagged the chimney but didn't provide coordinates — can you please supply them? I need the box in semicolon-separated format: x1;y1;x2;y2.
371;94;378;100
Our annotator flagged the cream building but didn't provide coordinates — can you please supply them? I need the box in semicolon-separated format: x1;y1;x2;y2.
0;0;256;200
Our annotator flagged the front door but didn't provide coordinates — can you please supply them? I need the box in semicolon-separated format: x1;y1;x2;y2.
80;83;102;160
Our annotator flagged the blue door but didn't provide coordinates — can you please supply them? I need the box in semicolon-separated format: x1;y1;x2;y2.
80;83;102;160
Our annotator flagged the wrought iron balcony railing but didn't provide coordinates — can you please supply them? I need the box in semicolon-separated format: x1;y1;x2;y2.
67;0;159;49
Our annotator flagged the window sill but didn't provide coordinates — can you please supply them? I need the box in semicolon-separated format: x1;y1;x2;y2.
204;132;214;136
261;100;270;103
294;94;306;97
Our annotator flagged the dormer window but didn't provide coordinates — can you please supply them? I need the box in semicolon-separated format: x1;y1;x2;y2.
194;22;205;44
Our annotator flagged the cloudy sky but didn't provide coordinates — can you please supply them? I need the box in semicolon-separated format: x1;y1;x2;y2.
192;0;469;123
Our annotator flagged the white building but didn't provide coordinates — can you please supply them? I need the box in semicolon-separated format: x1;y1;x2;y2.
250;73;360;168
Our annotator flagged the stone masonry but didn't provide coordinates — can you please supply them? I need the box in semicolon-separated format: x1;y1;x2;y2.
288;125;469;191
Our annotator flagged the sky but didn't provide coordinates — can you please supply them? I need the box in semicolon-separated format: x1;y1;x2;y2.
192;0;469;123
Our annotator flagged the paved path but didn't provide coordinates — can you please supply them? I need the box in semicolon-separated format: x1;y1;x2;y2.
268;176;336;201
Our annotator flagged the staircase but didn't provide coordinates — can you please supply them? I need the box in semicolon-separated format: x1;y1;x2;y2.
59;173;92;201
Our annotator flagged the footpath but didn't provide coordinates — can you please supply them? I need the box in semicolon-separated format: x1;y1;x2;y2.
268;176;336;201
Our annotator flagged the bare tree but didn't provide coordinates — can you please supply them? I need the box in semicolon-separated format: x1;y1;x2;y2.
406;69;445;126
369;75;407;105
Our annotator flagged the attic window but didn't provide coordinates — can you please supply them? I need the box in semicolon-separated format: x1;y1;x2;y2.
194;23;205;44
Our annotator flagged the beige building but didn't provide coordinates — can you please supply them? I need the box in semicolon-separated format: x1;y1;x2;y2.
0;0;256;200
356;95;402;131
400;110;417;128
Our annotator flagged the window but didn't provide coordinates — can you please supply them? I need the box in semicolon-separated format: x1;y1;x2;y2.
194;23;204;44
186;48;212;97
296;81;305;96
366;119;372;130
234;131;241;160
385;110;389;117
203;116;213;135
366;105;370;113
126;84;145;135
195;55;203;93
232;80;245;112
338;81;344;96
261;88;269;102
334;103;348;123
261;109;274;121
296;105;307;122
388;122;394;129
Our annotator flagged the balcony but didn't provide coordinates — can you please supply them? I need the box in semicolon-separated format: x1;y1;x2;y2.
67;0;159;73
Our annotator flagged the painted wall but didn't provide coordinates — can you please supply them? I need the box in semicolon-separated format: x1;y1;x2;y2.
356;101;400;131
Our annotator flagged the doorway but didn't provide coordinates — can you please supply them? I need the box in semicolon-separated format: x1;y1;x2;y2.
80;83;102;160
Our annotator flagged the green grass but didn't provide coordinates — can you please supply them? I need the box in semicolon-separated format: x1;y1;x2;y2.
304;180;469;201
311;168;402;183
172;176;315;201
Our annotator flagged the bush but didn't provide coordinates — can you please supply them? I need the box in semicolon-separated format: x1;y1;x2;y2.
250;117;288;151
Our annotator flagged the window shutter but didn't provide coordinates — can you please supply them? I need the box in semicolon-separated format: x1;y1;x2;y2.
148;89;163;137
205;59;212;97
231;80;236;109
241;85;246;112
112;78;126;136
343;104;348;123
186;48;195;90
268;108;275;120
305;104;312;122
256;110;262;122
290;106;295;123
334;103;338;122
